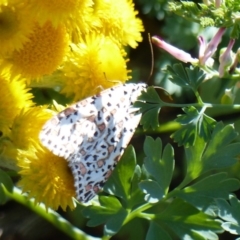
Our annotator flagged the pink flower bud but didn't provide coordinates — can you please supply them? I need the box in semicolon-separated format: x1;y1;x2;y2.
201;27;225;65
152;36;198;64
215;0;222;8
218;39;235;78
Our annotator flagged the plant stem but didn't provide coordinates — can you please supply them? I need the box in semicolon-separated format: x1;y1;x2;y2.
3;187;100;240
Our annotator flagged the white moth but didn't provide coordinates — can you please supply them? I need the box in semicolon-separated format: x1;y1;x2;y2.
39;83;147;202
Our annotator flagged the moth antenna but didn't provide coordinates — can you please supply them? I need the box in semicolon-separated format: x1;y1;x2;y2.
95;73;120;92
147;35;172;99
103;72;122;85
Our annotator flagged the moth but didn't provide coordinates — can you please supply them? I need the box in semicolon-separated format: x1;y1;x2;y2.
39;83;147;202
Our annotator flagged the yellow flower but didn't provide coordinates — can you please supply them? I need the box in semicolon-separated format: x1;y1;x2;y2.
18;147;76;211
60;34;130;100
25;0;94;40
94;0;144;48
10;107;54;150
0;104;52;171
0;100;77;211
0;1;34;56
0;75;33;135
0;0;145;212
7;21;69;81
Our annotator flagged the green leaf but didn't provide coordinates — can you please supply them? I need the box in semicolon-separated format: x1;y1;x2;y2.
139;180;164;203
82;195;128;236
174;172;240;211
134;87;162;130
166;64;206;91
103;146;136;204
0;169;13;203
129;165;145;207
169;1;240;37
168;1;201;23
138;86;163;103
155;198;222;240
146;221;172;240
171;106;216;147
142;137;174;196
202;123;239;171
104;208;129;236
181;122;240;186
216;195;240;235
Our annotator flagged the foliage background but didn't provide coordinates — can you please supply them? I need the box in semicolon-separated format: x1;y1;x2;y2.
1;0;240;239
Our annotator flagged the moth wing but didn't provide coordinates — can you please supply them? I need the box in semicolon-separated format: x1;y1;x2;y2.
68;113;142;202
39;97;98;159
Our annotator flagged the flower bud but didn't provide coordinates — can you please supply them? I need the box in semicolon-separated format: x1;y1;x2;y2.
218;39;235;78
152;36;198;64
201;28;225;65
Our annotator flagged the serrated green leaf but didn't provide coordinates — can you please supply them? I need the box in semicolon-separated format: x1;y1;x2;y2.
216;195;240;235
103;146;136;204
155;198;222;240
174;172;240;211
181;122;240;186
202;123;239;171
183;135;206;185
171;106;216;147
129;165;145;207
221;222;240;235
104;208;129;236
82;195;126;228
146;221;172;240
139;180;164;203
198;113;217;140
140;107;160;130
166;64;206;91
144;136;162;163
143;137;174;195
166;64;188;87
137;86;163;103
185;67;206;90
134;87;162;130
171;121;196;147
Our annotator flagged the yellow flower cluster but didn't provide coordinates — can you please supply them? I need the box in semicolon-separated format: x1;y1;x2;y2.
0;0;143;98
0;0;144;210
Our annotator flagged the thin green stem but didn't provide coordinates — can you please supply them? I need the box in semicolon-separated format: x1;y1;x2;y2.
194;90;204;105
3;187;100;240
123;203;153;225
137;212;156;220
162;101;240;110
